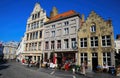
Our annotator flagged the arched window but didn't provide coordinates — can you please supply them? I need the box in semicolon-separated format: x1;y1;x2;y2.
90;22;96;32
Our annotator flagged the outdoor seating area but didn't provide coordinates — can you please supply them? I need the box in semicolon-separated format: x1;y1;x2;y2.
95;64;120;76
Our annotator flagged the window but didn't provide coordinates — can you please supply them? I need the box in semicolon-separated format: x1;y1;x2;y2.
32;43;34;51
52;25;55;28
33;32;35;39
64;39;69;49
51;31;55;37
51;41;55;50
38;42;41;50
37;21;39;28
102;35;111;47
64;21;69;26
80;38;87;48
30;33;32;40
35;14;37;19
41;19;44;26
33;22;36;29
31;23;33;30
57;40;61;49
34;56;36;60
35;31;38;39
34;43;37;50
90;25;96;32
39;31;42;38
26;33;29;40
25;44;28;51
29;43;31;51
81;53;88;64
32;14;34;20
45;41;49;49
91;37;98;47
64;28;69;35
103;52;111;66
71;38;76;49
27;24;30;31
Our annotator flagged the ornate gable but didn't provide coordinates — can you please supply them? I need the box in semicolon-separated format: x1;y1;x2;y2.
86;11;104;23
78;11;113;38
32;3;42;14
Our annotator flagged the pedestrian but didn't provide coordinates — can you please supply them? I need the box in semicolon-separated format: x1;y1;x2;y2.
72;67;75;74
110;65;115;75
27;59;31;67
81;61;87;76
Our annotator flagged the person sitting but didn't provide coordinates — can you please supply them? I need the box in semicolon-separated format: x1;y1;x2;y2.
96;64;102;72
102;64;109;72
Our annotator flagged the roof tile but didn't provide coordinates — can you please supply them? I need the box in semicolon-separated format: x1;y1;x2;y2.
48;10;76;22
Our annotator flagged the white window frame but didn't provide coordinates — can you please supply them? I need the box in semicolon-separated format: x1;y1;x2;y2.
51;31;55;37
81;53;88;64
90;25;96;32
64;28;69;35
80;38;87;48
102;35;111;47
57;40;61;49
71;38;76;49
52;25;55;28
64;21;69;26
91;37;98;47
103;52;111;66
64;39;69;49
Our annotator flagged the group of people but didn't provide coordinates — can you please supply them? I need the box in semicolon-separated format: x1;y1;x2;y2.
96;64;116;75
21;59;40;68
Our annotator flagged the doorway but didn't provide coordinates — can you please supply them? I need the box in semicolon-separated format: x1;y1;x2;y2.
92;53;98;71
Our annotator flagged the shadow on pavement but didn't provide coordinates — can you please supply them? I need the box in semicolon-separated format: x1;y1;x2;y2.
0;64;10;70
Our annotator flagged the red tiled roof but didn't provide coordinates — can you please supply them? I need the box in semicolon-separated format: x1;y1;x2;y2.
48;10;76;22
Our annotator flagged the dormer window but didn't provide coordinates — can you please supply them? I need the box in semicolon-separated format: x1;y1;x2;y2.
90;25;96;32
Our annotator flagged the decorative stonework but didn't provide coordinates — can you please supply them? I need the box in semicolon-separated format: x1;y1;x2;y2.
77;11;115;69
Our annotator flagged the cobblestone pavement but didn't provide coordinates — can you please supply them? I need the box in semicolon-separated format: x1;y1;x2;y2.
1;61;119;78
37;67;120;78
0;62;59;78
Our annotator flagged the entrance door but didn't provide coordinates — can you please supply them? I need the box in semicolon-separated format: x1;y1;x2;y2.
92;53;98;71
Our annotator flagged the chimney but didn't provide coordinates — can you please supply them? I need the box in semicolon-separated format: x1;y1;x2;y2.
50;6;58;18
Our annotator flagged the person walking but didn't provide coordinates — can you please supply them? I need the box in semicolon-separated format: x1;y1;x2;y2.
81;61;87;76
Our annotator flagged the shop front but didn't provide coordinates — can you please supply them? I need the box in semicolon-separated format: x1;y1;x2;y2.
54;51;77;69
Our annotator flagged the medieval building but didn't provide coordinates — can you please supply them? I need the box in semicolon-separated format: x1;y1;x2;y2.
23;3;48;62
77;11;115;71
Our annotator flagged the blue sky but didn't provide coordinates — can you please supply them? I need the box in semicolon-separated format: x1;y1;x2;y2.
0;0;120;42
